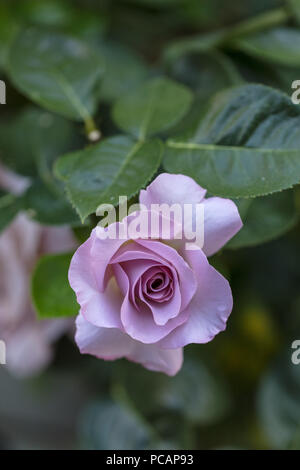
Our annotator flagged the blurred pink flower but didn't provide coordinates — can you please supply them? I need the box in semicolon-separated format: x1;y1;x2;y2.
71;173;242;376
0;165;76;377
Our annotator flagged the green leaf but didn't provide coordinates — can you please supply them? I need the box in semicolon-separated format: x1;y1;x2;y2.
31;252;78;319
0;4;20;70
16;0;73;27
230;27;300;66
79;400;151;450
163;7;289;64
98;41;149;102
228;191;298;249
164;84;300;198
7;28;105;121
167;51;243;139
130;0;180;6
112;77;193;140
160;359;231;425
0;107;76;177
55;135;163;221
163;30;226;64
288;425;300;450
0;107;80;226
270;63;300;95
24;180;80;226
72;225;92;244
60;10;107;43
114;360;168;415
287;0;300;24
169;51;242;98
258;352;300;448
16;0;107;41
0;192;24;233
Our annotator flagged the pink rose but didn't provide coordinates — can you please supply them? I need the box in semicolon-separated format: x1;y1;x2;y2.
70;174;242;376
0;165;76;377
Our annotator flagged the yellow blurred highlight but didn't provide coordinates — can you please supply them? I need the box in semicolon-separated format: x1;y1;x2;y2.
216;301;281;384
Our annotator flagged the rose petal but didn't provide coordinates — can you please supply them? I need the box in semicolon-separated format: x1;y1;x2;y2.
136;239;197;310
142;267;169;293
119;258;181;325
139;173;242;256
75;313;183;375
112;241;175;266
91;227;127;291
202;197;243;256
69;234;122;328
139;173;206;208
0;228;28;324
139;267;181;326
140;287;181;326
75;313;133;360
0;163;29;194
114;258;158;311
6;326;53;378
113;242;184;325
118;264;188;343
159;265;233;349
92;209;183;290
128;341;183;376
41;225;76;254
121;291;188;343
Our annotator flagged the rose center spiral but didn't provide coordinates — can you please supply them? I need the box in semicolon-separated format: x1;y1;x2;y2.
140;266;174;303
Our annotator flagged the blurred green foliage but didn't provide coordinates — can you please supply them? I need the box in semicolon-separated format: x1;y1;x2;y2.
1;0;300;451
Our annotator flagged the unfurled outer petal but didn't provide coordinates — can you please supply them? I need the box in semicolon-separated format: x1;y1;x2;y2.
139;173;206;208
202;197;243;257
76;314;183;376
75;313;133;360
68;233;123;329
139;173;242;256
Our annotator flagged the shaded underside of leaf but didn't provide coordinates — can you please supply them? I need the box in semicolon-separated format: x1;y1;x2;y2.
164;84;300;198
97;41;149;102
7;27;105;120
230;27;300;67
112;77;193;139
24;179;80;226
228;191;298;249
55;135;163;221
164;142;300;198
